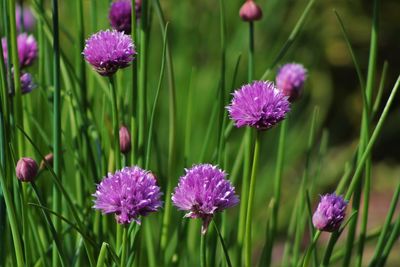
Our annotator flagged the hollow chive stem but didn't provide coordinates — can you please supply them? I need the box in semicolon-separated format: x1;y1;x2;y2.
201;233;207;267
244;131;260;267
120;227;128;267
51;0;62;266
109;76;121;170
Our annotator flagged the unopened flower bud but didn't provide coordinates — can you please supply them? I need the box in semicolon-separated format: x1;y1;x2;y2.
40;153;54;170
16;157;38;182
239;0;263;22
312;193;347;232
119;125;131;154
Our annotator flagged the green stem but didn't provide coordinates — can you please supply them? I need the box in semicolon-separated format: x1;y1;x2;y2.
260;0;317;80
121;227;128;267
201;233;207;267
96;243;109;267
145;23;168;169
378;213;400;266
8;0;23;155
130;0;138;165
109;76;121;170
51;0;62;266
244;131;260;267
320;232;340;267
144;221;156;267
153;0;177;257
368;182;400;266
248;22;254;82
31;183;67;267
213;220;232;267
267;120;287;266
137;0;148;166
0;167;24;267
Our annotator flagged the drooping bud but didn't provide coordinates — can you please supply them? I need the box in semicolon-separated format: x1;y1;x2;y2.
239;0;263;22
276;63;307;102
312;193;347;232
119;125;131;154
16;157;38;182
40;153;54;170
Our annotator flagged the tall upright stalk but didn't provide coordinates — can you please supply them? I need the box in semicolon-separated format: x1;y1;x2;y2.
0;167;24;267
137;0;148;167
51;0;62;266
130;0;138;165
244;131;260;267
238;19;255;266
266;119;287;266
109;77;121;170
153;0;177;258
8;0;23;155
356;1;379;265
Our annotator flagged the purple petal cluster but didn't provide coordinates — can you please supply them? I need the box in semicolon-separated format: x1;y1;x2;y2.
172;164;239;234
109;0;142;34
276;63;307;102
83;30;136;76
227;81;290;130
2;33;38;68
20;72;36;94
16;5;36;32
93;166;163;225
312;193;348;232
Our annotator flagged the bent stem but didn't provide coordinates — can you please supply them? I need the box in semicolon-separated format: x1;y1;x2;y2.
244;130;260;267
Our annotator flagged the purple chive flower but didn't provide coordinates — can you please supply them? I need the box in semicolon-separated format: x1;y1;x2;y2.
93;166;162;225
109;0;142;34
312;193;348;232
227;81;290;130
276;63;307;102
172;164;239;234
20;72;36;94
2;33;38;68
83;30;136;76
16;157;38;182
16;5;36;32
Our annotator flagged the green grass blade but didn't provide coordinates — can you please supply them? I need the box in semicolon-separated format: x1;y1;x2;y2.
368;182;400;266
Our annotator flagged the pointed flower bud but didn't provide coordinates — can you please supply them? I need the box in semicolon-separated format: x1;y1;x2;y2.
40;153;54;170
119;125;131;154
16;157;38;182
312;193;348;232
239;0;263;22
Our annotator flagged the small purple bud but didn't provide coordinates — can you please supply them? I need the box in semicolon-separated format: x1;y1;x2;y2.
20;72;36;94
40;153;54;170
119;125;131;154
239;0;263;22
276;63;307;102
16;157;38;182
312;193;348;232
